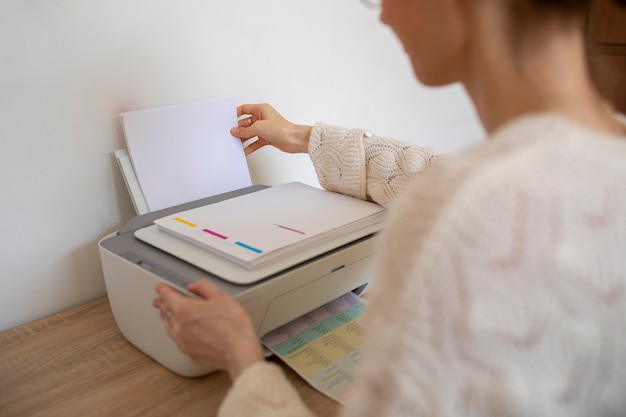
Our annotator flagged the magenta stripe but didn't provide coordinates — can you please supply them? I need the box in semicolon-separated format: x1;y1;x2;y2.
203;229;227;239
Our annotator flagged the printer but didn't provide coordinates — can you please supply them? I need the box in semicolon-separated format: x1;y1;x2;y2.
99;151;382;377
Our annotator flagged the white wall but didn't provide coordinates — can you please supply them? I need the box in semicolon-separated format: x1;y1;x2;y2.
0;0;484;331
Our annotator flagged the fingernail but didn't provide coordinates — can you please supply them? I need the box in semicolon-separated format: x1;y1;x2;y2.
231;127;240;136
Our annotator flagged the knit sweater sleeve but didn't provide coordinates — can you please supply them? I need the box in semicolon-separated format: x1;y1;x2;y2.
218;362;316;417
308;122;439;208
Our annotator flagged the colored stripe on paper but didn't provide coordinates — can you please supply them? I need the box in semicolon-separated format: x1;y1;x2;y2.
203;229;227;239
174;217;196;227
274;224;306;235
235;241;263;254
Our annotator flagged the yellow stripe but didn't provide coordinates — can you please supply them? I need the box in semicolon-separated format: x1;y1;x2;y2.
174;217;196;227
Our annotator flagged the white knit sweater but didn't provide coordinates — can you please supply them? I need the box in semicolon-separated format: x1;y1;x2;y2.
219;114;626;417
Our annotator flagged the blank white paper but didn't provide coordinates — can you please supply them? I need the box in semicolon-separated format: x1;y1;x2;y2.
121;97;252;211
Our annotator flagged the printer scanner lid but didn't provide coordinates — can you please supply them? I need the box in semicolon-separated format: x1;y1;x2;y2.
135;222;381;285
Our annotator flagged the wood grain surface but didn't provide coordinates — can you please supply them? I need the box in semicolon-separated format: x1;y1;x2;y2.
0;297;340;417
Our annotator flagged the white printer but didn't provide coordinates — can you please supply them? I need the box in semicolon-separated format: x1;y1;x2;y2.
99;155;382;377
102;97;384;377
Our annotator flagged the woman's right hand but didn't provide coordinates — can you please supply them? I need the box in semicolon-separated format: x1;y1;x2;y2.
230;103;312;156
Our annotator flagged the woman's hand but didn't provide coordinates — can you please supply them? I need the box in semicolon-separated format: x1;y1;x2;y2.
230;103;312;156
153;280;264;380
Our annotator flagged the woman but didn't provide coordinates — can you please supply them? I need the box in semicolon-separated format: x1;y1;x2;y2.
154;0;626;415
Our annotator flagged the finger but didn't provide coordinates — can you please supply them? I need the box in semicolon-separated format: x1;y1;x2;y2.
155;283;180;300
152;296;165;310
160;309;173;329
237;103;262;118
243;139;265;156
153;295;170;323
153;287;169;314
237;116;253;128
187;279;223;300
155;284;189;314
230;125;258;141
155;302;177;336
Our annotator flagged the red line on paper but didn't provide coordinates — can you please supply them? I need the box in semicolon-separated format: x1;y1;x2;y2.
203;229;227;239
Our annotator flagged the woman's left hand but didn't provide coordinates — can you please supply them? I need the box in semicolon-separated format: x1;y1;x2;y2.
153;280;264;380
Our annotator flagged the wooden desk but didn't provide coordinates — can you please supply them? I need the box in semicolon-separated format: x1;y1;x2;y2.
0;297;340;417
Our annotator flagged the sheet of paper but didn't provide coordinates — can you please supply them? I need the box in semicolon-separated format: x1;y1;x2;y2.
121;97;252;211
153;182;385;269
261;292;365;404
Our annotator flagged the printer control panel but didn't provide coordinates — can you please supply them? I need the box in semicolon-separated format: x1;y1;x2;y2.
121;251;196;296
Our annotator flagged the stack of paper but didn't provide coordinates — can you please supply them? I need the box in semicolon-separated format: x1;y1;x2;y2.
153;182;385;269
120;97;252;212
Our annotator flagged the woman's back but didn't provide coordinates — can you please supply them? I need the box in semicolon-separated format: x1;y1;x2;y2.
343;113;626;417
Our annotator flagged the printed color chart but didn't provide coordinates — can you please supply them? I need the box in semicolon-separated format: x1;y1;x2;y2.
261;292;365;404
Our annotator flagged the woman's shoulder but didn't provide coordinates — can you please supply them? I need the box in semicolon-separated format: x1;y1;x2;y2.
387;113;626;243
419;113;626;191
